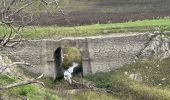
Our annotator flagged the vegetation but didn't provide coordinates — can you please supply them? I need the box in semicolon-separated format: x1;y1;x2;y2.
86;57;170;100
0;74;59;100
2;57;170;99
0;18;169;39
2;0;170;100
70;90;118;100
62;46;82;69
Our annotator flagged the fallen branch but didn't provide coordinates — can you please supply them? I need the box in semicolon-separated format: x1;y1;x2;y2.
0;74;44;90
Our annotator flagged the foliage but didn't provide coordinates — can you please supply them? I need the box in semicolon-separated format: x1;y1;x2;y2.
62;46;82;69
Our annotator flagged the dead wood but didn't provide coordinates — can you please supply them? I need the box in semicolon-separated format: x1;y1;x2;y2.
0;74;44;90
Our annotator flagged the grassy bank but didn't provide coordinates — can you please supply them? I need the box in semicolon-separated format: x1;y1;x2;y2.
1;50;170;100
0;74;59;100
6;18;170;39
86;57;170;100
0;19;170;39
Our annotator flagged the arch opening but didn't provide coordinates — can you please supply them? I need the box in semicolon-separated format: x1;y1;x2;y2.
54;46;83;80
54;47;63;80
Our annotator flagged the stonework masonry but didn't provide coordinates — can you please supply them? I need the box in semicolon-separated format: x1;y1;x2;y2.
1;32;165;79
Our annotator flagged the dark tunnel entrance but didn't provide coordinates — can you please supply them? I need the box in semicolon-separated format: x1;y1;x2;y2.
54;47;63;80
54;46;83;80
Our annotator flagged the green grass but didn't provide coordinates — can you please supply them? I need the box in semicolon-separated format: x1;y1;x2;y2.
0;74;59;100
86;57;170;100
0;19;170;39
0;18;167;39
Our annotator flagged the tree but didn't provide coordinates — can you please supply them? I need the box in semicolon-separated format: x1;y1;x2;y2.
0;0;60;47
0;0;59;90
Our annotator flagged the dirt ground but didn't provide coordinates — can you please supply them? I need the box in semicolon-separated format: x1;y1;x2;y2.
22;10;170;26
3;0;170;26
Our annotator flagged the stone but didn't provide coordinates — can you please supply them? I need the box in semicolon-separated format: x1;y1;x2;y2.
0;55;11;74
1;32;170;79
129;73;143;82
139;35;170;60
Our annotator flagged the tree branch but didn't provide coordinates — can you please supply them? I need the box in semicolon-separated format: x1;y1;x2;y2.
0;74;44;90
6;2;33;19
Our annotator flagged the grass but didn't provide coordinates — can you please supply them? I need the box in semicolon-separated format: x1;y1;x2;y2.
85;57;170;100
70;90;118;100
1;43;170;100
0;74;59;100
24;18;170;38
1;57;170;100
0;18;169;39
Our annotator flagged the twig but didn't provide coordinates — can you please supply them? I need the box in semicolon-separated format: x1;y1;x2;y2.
6;2;33;19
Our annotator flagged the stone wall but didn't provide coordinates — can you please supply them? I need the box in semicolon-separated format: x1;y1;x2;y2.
1;32;160;79
87;33;152;73
0;40;46;74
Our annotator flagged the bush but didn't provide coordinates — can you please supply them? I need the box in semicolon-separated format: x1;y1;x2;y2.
62;46;82;69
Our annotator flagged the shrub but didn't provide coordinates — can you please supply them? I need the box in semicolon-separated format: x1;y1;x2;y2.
62;46;82;69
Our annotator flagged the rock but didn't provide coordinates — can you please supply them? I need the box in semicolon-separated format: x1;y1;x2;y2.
158;84;162;86
162;78;166;81
124;71;128;75
65;89;82;94
139;35;170;60
129;73;143;82
0;55;11;74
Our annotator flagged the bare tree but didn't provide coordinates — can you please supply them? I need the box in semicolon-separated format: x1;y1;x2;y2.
0;0;60;90
0;0;60;47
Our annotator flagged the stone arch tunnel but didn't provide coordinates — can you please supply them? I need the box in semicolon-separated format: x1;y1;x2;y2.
42;37;93;79
1;33;153;80
53;40;92;80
